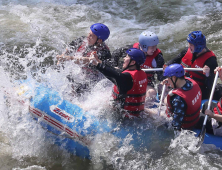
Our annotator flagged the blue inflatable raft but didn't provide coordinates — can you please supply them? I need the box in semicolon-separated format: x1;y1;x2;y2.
17;81;222;159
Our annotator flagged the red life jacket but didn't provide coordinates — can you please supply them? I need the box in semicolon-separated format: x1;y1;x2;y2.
213;98;222;115
77;41;87;54
133;42;162;83
132;42;140;49
166;78;202;129
112;69;147;117
181;48;216;86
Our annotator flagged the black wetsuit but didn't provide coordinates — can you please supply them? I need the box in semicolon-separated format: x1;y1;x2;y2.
96;62;133;93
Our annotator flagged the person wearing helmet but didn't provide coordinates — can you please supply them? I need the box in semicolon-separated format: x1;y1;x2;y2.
111;31;165;101
166;31;218;100
162;64;202;130
56;23;112;95
136;31;165;101
57;23;111;64
89;48;148;118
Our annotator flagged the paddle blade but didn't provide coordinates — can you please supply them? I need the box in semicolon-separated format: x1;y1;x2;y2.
196;125;206;148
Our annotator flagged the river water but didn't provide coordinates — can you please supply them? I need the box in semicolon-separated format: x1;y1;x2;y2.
1;0;222;170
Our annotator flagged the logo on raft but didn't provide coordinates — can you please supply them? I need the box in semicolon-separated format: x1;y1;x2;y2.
50;105;74;122
29;106;91;146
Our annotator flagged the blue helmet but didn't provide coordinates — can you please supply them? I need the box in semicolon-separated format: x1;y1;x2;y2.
126;48;146;66
90;23;110;42
187;31;206;53
139;31;159;52
164;64;184;77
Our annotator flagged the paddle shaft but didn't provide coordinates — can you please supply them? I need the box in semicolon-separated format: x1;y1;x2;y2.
158;84;166;116
142;68;203;72
203;71;219;126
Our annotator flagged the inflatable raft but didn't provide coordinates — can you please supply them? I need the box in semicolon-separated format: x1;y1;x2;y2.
15;80;222;159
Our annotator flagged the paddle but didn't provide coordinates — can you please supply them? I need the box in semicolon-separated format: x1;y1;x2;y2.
158;84;166;116
197;71;219;147
142;68;203;72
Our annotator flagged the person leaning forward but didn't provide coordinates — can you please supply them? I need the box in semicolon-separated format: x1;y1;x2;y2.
166;31;218;100
89;48;148;118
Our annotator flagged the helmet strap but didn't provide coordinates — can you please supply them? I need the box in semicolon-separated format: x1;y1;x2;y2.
94;37;103;46
123;58;136;71
171;77;178;88
139;44;148;55
93;37;99;46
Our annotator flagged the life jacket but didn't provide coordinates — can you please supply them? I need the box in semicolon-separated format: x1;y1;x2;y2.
181;48;216;86
133;42;162;83
213;98;222;115
112;69;147;117
211;98;222;136
166;78;202;129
